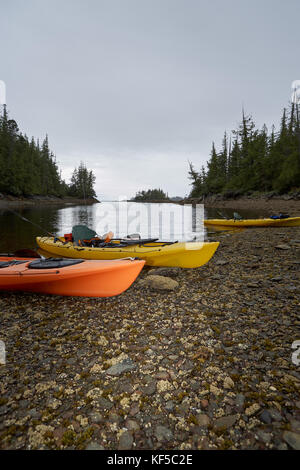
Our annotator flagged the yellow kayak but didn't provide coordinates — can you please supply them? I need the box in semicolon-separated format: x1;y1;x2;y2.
204;217;300;227
36;236;219;269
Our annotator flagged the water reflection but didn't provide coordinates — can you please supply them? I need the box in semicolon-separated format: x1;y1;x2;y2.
0;206;61;253
0;202;269;253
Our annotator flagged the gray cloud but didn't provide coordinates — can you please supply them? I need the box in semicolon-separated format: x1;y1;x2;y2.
1;0;299;199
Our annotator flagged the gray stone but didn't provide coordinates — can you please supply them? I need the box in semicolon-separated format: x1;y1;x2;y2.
161;328;175;337
290;419;300;433
19;400;29;409
256;430;272;444
181;359;194;371
268;408;283;422
28;408;41;419
108;413;121;424
197;414;210;427
89;411;103;424
165;401;175;411
142;381;157;396
97;397;113;410
260;410;272;424
154;425;174;442
213;414;238;430
0;406;9;416
125;419;140;431
275;244;291;250
66;358;77;365
283;431;300;450
145;349;155;356
142;275;179;291
85;441;105;450
235;394;245;410
118;431;133;450
106;358;136;376
215;260;229;266
276;442;288;450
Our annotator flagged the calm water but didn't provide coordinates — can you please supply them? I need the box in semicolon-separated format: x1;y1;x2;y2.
0;202;269;253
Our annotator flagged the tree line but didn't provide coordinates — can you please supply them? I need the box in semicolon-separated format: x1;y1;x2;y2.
0;106;96;199
188;102;300;197
132;188;169;201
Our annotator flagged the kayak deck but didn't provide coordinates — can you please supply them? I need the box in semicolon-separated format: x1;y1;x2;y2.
36;237;220;268
0;257;145;297
204;217;300;227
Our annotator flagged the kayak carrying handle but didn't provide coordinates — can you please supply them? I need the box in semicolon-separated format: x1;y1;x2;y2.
18;270;60;275
0;271;60;276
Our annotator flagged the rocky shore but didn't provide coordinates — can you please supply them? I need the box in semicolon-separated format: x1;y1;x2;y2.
182;193;300;215
0;227;299;450
0;194;99;207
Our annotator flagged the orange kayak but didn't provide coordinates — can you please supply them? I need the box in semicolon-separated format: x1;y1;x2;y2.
0;257;145;297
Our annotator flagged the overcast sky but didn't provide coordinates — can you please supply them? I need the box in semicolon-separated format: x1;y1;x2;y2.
1;0;299;200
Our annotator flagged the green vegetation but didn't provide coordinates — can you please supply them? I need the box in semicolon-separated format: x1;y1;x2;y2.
0;106;96;198
189;103;300;196
68;161;96;199
132;188;169;201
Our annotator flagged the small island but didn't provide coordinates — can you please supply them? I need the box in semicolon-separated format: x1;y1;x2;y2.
130;188;183;203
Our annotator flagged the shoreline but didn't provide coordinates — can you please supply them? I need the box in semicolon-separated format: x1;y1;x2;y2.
181;196;300;215
128;196;300;216
0;195;100;208
0;226;299;450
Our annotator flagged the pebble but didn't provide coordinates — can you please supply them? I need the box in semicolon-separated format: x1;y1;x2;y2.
85;441;105;450
118;431;133;450
142;381;157;396
260;410;272;424
255;430;272;444
268;408;283;422
141;275;179;291
282;431;300;450
235;394;245;410
105;358;136;376
165;401;175;412
223;376;235;389
197;414;210;427
213;415;238;430
154;425;173;442
89;412;103;424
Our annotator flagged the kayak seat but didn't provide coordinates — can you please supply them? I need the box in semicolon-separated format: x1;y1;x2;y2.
270;214;290;219
28;258;84;269
72;225;97;244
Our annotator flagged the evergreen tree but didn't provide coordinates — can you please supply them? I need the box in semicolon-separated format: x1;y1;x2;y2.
68;162;96;199
0;107;96;198
133;188;168;201
188;103;300;197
